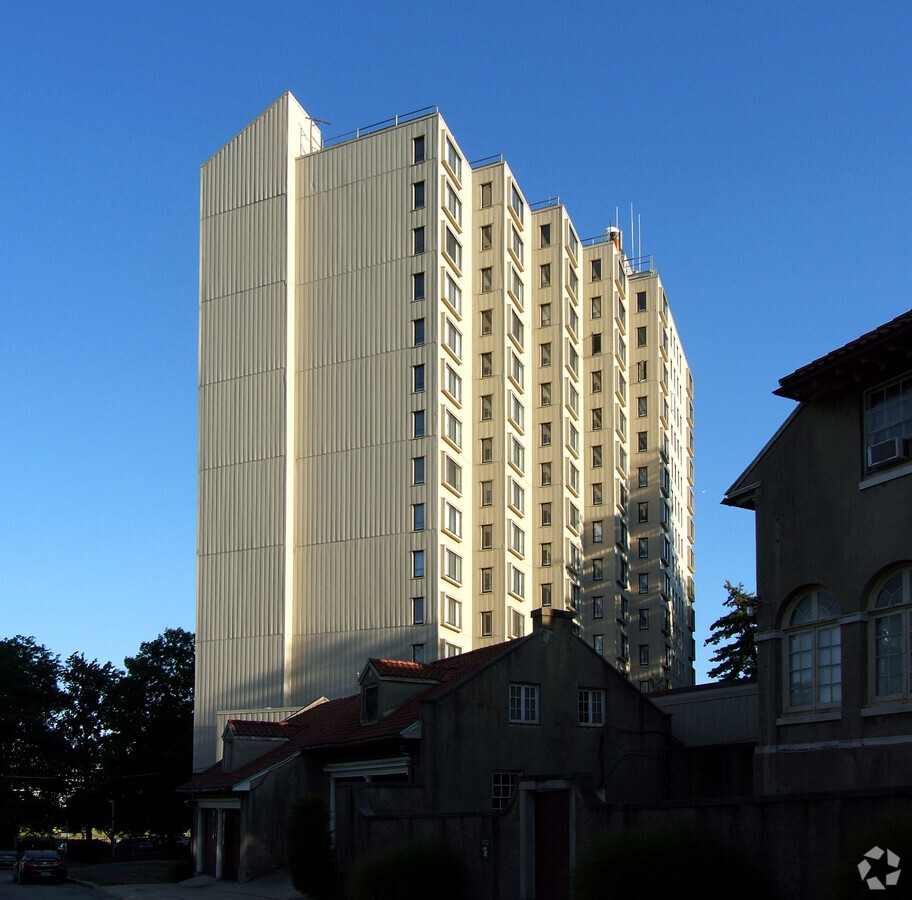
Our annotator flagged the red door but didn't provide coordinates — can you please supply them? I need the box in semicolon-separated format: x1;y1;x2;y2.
534;790;570;900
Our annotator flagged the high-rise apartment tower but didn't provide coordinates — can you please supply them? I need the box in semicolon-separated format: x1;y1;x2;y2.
195;93;695;769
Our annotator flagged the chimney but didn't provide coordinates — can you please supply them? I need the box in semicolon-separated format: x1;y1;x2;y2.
531;607;576;633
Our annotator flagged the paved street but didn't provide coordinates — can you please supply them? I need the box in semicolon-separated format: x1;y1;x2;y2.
0;872;94;900
0;863;298;900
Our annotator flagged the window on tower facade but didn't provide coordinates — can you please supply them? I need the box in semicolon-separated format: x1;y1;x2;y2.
445;227;462;269
413;181;425;209
445;136;462;180
413;135;425;164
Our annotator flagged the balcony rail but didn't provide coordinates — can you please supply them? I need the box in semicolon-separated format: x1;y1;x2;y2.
626;254;656;274
530;196;562;211
470;154;505;169
324;106;439;147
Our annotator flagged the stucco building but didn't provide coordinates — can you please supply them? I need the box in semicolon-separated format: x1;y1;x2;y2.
195;92;696;771
724;308;912;794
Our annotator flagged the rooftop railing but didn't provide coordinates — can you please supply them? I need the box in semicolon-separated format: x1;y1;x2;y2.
323;106;439;147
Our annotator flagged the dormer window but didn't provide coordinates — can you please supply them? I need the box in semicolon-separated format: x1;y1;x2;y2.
362;684;379;723
865;373;912;471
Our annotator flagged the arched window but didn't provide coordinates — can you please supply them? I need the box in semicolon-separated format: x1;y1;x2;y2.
785;589;841;710
871;566;912;700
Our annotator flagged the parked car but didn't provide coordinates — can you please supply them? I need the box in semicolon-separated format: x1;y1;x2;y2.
13;850;67;884
0;851;17;869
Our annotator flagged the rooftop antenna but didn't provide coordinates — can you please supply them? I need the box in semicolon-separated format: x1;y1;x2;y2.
638;213;642;266
630;203;635;262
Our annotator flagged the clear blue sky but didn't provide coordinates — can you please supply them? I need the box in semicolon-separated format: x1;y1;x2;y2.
2;0;911;680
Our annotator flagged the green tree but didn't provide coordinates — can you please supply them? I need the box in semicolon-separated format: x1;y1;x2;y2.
108;628;194;840
704;581;758;681
59;654;123;839
0;636;68;844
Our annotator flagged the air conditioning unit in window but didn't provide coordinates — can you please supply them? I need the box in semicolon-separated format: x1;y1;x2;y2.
867;437;909;469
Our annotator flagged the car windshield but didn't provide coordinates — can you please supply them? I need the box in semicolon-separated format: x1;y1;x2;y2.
25;852;60;859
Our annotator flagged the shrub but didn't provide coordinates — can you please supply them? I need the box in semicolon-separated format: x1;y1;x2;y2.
348;843;467;900
575;826;767;900
286;795;335;899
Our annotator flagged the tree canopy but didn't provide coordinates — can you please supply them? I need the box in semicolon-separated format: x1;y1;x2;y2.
704;582;758;681
0;628;194;844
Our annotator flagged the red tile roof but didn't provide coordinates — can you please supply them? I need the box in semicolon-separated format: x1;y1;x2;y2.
181;637;524;794
775;308;912;401
227;720;291;738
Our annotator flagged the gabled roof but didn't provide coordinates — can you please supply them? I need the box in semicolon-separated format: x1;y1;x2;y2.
181;637;526;795
227;720;291;738
367;659;441;680
724;308;912;507
774;308;912;402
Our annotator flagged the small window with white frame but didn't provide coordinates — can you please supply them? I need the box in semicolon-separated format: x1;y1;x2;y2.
492;771;521;809
509;684;537;723
578;689;605;726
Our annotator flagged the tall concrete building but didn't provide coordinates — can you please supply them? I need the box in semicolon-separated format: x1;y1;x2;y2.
195;92;695;769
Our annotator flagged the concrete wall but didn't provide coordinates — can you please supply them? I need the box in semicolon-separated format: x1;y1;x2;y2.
747;394;912;794
336;780;912;900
